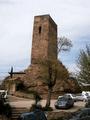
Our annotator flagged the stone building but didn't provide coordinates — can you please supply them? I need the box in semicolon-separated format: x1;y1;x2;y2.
3;15;80;98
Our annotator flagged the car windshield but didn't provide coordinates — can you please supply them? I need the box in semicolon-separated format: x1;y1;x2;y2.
58;97;68;101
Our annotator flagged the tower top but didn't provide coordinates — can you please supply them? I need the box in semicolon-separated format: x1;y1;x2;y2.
34;14;57;27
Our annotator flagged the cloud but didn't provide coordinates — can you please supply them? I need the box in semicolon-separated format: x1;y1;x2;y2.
0;0;90;78
0;0;14;4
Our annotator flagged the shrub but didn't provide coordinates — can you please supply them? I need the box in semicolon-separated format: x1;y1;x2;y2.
30;104;37;111
30;103;43;112
42;106;53;111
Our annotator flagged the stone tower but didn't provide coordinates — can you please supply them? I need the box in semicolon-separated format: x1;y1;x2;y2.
31;15;57;64
4;15;79;98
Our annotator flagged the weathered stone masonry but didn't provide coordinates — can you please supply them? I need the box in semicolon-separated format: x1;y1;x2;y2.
31;15;57;64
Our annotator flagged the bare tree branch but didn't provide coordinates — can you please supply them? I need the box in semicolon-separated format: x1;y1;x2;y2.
58;36;72;54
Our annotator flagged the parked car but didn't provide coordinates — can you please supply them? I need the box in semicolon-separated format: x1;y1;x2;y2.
76;93;90;102
63;93;77;102
82;91;90;97
0;90;8;99
17;108;47;120
75;94;85;101
55;96;74;109
69;108;90;120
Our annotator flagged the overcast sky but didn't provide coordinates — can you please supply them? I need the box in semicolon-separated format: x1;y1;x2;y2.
0;0;90;79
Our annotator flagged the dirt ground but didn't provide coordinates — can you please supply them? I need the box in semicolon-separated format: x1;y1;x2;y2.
8;95;86;112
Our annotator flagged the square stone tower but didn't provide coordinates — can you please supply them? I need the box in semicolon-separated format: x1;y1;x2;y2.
4;15;72;97
31;15;57;64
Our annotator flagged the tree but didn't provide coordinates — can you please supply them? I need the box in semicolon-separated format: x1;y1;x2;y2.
40;59;69;108
58;36;72;54
77;45;90;84
42;59;57;108
38;36;72;108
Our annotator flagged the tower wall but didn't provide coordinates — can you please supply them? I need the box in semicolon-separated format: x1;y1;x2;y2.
31;15;57;64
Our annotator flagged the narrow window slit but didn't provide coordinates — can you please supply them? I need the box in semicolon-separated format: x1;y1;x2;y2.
39;26;41;34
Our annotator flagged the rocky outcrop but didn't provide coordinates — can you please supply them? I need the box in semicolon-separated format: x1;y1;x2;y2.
3;61;81;99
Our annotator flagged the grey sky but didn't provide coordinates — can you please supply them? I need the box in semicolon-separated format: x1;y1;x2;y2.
0;0;90;79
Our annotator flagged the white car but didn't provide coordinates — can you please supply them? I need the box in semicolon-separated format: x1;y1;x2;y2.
76;93;90;102
82;91;90;97
75;95;84;101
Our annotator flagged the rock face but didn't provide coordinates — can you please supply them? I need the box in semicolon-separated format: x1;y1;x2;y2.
21;61;70;98
3;15;81;98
